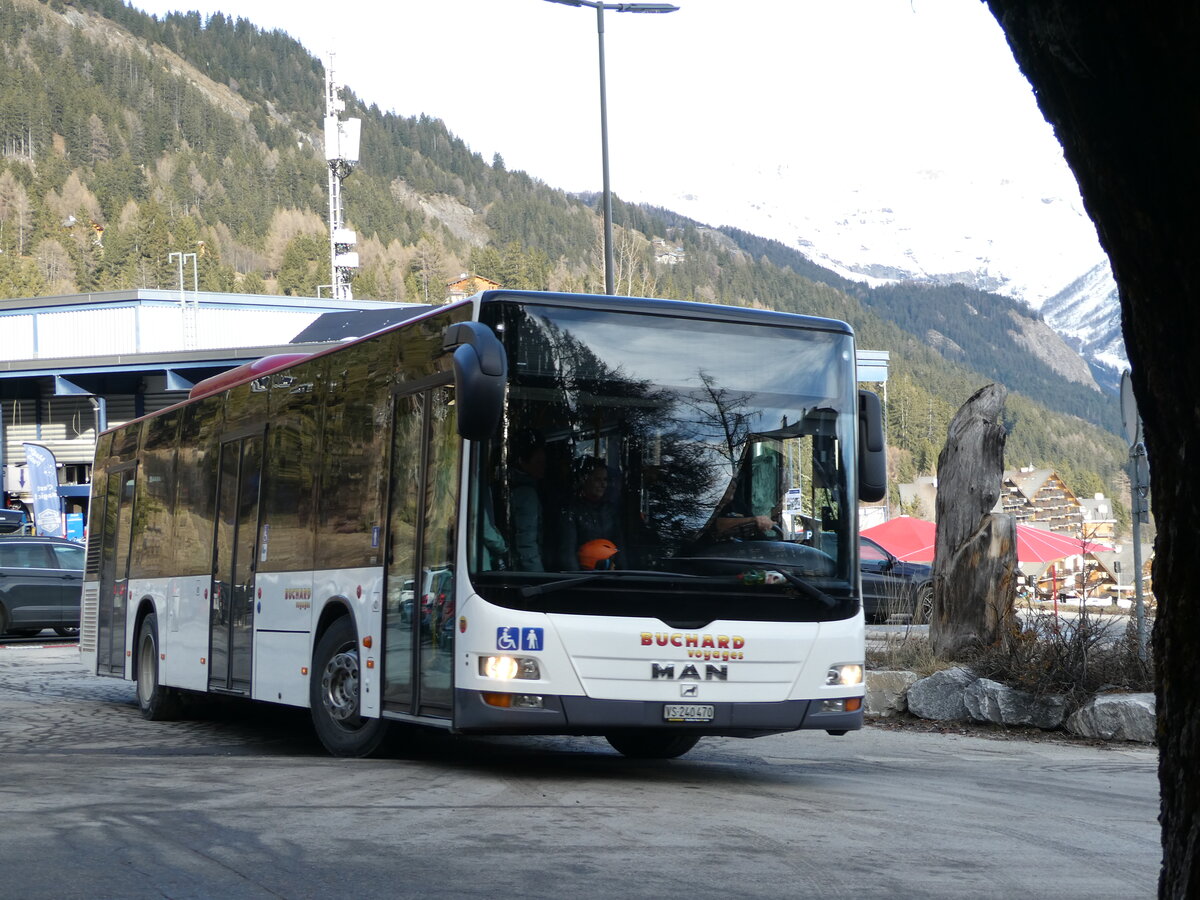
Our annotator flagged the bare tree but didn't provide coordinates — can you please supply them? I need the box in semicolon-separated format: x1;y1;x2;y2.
411;237;447;304
32;238;76;294
0;171;33;253
586;222;658;296
263;207;326;272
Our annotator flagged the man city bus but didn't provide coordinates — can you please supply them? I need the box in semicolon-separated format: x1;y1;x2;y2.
81;290;886;759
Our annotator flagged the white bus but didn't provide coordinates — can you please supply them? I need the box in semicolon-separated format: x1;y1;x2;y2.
82;290;886;759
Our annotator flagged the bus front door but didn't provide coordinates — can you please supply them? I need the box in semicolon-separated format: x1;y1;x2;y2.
383;387;459;718
209;433;263;694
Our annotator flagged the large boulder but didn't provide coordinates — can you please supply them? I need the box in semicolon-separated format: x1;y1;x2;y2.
865;670;920;717
1066;693;1157;743
963;677;1066;729
906;666;975;721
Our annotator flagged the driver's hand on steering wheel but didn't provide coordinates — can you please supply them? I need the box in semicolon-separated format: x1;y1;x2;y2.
713;514;777;539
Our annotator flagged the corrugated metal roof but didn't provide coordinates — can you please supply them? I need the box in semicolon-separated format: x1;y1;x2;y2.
0;288;402;314
0;290;409;363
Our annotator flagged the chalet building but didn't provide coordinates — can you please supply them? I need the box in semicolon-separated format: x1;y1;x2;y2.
445;274;501;303
892;467;1146;606
651;239;686;266
997;467;1084;536
1088;545;1155;606
1079;492;1118;542
895;468;1112;543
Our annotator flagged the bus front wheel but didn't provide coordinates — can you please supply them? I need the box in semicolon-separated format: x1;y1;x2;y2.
137;614;182;720
605;732;701;759
310;616;389;758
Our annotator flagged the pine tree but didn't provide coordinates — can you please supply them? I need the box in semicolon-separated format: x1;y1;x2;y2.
277;233;324;296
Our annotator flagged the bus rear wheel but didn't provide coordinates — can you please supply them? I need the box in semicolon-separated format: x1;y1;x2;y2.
605;732;701;759
137;614;182;720
310;616;388;758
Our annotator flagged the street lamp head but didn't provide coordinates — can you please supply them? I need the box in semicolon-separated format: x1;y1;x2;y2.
544;0;680;9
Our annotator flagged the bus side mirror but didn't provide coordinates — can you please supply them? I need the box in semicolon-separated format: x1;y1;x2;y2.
443;322;508;441
858;389;886;502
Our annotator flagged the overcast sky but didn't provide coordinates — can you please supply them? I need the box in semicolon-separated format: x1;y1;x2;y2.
126;0;1089;279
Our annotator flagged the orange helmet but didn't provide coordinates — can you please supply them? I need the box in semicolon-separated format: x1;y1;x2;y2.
578;538;618;571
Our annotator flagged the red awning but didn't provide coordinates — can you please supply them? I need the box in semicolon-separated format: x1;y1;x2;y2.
1014;524;1112;563
861;516;1111;564
860;516;936;561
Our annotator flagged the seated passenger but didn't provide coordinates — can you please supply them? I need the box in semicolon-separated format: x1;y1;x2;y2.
578;538;619;571
510;430;547;571
559;456;622;570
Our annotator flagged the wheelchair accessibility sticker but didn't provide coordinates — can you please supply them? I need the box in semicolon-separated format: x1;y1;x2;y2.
497;627;544;652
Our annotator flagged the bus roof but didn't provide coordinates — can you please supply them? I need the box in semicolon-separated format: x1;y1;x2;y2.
95;292;854;438
472;290;856;337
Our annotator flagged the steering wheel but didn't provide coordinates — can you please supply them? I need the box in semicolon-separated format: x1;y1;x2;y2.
760;523;786;540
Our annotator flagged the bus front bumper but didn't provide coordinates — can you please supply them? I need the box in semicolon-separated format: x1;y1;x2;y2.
450;689;863;737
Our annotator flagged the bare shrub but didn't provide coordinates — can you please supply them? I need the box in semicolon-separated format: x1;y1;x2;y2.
866;628;951;677
967;607;1153;711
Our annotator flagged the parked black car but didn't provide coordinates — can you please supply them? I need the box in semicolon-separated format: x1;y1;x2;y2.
860;535;934;624
0;508;30;534
0;536;84;638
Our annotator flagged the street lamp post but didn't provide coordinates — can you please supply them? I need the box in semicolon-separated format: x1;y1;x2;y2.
544;0;679;295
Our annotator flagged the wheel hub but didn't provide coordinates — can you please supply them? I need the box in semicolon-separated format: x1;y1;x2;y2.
321;647;360;724
138;636;155;705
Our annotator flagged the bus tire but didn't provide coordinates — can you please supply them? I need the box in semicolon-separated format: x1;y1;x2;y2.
137;614;182;721
605;732;701;759
310;616;389;758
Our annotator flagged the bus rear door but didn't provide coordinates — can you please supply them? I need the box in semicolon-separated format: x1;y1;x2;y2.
209;432;264;694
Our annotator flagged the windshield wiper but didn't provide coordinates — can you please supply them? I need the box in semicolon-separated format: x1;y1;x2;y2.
520;569;696;599
771;568;837;608
667;556;838;608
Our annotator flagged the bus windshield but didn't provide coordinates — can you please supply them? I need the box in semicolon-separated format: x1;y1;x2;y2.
469;301;860;623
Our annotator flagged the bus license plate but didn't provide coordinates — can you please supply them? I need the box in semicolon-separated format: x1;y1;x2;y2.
663;704;714;723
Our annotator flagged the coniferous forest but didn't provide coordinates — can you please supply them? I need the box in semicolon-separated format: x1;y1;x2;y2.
0;0;1129;519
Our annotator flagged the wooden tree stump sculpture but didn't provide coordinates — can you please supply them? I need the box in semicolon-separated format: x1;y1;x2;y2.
930;383;1018;657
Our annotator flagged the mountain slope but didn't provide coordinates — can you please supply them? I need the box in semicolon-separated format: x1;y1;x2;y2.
659;163;1127;392
0;0;1127;499
1042;261;1125;392
716;228;1119;432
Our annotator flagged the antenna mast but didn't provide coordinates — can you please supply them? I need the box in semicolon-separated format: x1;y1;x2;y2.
324;54;361;300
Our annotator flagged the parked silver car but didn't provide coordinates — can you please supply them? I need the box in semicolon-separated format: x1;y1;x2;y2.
0;536;84;638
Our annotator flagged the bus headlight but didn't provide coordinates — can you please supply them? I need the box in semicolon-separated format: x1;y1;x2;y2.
825;663;864;686
480;656;541;680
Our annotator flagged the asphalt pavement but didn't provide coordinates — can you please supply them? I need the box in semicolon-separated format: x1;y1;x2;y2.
0;641;1161;900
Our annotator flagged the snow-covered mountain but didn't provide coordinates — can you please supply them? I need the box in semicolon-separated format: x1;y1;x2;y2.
652;164;1127;389
1041;261;1125;392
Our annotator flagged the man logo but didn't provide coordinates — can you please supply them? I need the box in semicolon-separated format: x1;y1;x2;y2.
681;685;699;698
650;662;728;681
